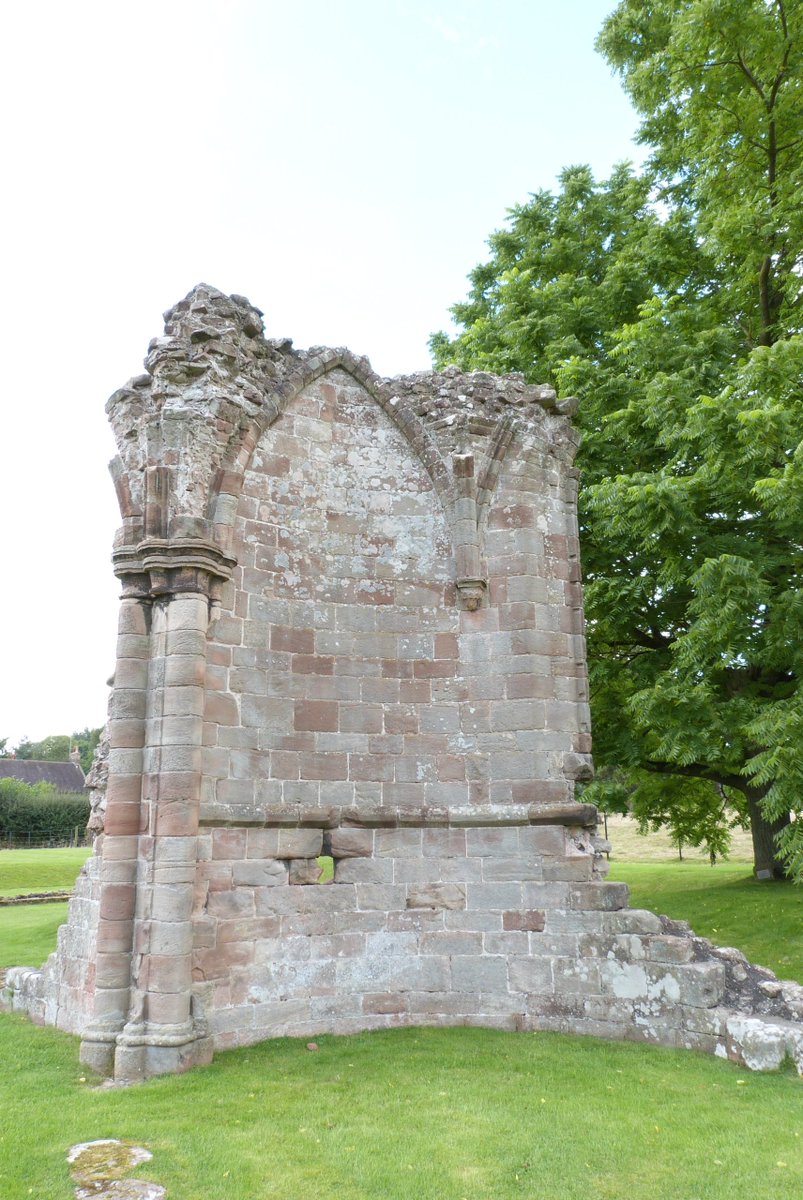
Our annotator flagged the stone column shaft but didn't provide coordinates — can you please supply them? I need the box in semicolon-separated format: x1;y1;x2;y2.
114;591;211;1080
80;596;149;1074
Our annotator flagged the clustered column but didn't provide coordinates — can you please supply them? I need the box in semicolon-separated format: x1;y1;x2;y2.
80;570;218;1079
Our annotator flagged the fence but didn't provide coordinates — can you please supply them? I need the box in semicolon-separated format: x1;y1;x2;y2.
0;828;92;850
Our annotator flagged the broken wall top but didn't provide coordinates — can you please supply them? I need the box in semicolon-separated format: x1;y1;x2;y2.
106;283;580;579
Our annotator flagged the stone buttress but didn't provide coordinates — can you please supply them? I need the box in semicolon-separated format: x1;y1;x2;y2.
4;285;803;1080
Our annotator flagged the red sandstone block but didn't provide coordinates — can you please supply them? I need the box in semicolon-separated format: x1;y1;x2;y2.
414;659;457;678
368;734;403;755
292;654;334;675
349;754;395;783
459;607;499;633
394;756;433;783
147;954;191;994
294;700;338;732
436;755;466;782
503;910;546;932
114;658;149;690
104;802;143;837
100;883;136;922
262;453;291;476
421;828;467;857
270;750;301;780
399;680;431;704
506;675;555;700
329;828;374;857
499;603;536;631
107;719;145;749
155;798;197;836
340;705;383;733
96;919;134;954
215;778;255;805
405;735;451;759
545;534;569;559
205;692;240;728
360;679;401;704
384;706;419;735
380;782;422;806
356;582;395;605
488;503;534;530
206;616;242;648
153;771;200;801
197;862;232;891
212;828;247;860
381;659;413;678
300;752;348;781
363;993;408;1015
272;626;314;654
192;948;228;981
246;829;280;858
511;781;572;804
434;633;459;659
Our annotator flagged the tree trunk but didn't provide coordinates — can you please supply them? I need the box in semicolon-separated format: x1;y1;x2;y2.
746;787;791;880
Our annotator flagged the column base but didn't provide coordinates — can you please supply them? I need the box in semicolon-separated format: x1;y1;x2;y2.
79;1029;119;1077
114;1031;214;1083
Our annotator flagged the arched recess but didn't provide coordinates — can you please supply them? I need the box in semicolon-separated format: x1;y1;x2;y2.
206;351;455;558
205;363;469;820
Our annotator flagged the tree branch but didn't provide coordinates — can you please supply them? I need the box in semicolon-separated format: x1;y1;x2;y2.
644;759;747;792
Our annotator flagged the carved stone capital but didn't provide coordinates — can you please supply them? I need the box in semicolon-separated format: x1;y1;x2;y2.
112;538;236;599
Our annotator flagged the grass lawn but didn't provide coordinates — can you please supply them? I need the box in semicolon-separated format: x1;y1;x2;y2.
2;851;803;1198
0;901;69;968
0;847;92;897
0;1015;802;1200
609;862;803;983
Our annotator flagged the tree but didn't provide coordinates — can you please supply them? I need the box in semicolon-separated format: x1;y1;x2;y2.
598;0;803;350
70;728;103;774
11;728;102;773
432;0;803;878
14;735;71;762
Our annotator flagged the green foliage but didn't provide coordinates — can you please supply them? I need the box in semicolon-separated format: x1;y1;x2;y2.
14;735;71;762
586;772;749;862
70;727;102;774
433;0;803;879
598;0;803;348
11;728;102;773
0;779;90;844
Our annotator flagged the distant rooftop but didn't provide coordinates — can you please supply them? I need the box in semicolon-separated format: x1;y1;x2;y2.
0;759;86;793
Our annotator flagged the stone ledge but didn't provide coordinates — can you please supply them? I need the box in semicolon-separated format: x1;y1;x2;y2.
198;801;598;830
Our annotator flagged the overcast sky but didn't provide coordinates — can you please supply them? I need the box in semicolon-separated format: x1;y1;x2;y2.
0;0;639;747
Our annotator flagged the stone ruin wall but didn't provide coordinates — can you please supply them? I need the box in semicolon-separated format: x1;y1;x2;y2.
4;285;803;1080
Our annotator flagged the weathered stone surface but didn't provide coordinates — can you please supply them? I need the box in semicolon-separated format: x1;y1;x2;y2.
3;284;801;1082
407;883;466;911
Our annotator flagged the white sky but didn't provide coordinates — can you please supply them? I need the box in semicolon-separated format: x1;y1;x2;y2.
0;0;639;747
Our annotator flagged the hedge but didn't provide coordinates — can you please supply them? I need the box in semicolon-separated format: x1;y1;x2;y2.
0;778;90;841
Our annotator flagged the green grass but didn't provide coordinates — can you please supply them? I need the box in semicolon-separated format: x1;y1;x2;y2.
2;850;803;1199
609;862;803;983
0;901;69;968
0;1016;801;1200
0;847;91;897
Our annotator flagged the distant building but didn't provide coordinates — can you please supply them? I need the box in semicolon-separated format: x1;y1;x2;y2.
0;758;86;793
